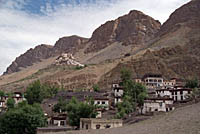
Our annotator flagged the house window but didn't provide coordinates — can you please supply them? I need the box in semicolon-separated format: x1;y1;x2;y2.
102;101;106;104
188;91;191;94
86;124;89;130
172;92;174;95
175;92;177;95
105;124;111;129
175;96;178;101
60;121;65;126
97;101;100;104
155;109;158;111
181;96;183;100
96;125;101;129
180;91;183;94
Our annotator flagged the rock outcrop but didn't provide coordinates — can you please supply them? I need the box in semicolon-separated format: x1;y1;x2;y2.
4;36;88;74
4;44;53;74
85;10;161;53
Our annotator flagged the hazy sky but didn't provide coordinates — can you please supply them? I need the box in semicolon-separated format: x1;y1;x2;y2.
0;0;190;74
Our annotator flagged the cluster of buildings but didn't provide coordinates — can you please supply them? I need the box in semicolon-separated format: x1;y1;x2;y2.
0;92;25;112
38;73;194;134
112;74;192;114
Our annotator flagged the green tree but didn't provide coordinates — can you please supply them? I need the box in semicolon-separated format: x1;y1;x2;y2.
116;68;148;118
6;97;15;110
116;95;135;119
53;97;68;113
25;80;44;104
0;90;5;100
185;78;199;88
66;97;97;127
42;85;59;98
0;103;47;134
120;68;132;83
93;84;100;92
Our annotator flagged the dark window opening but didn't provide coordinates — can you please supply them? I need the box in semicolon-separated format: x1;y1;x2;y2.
105;124;111;129
96;125;101;129
86;124;89;130
102;101;105;104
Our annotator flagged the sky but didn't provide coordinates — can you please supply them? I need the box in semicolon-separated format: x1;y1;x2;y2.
0;0;190;74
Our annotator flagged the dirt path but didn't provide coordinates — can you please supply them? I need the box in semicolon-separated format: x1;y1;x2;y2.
62;102;200;134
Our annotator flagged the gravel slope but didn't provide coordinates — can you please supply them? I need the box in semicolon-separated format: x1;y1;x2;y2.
63;102;200;134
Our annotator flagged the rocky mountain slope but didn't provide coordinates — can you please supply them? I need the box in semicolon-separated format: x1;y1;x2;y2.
99;0;200;87
4;10;161;75
1;0;200;92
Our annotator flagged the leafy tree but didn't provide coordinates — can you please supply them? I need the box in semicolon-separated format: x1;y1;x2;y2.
0;90;5;97
93;84;100;92
6;97;15;110
186;88;200;102
25;80;44;104
185;78;199;88
0;103;47;134
0;90;5;100
42;85;59;98
116;68;148;118
120;68;132;83
116;95;135;119
53;97;68;113
66;97;97;127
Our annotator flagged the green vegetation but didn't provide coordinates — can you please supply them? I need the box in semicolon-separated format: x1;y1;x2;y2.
66;97;97;127
0;102;46;134
53;97;68;113
93;84;100;92
6;97;16;110
53;97;97;128
25;80;44;104
25;80;59;104
116;68;147;118
0;90;5;98
185;78;199;88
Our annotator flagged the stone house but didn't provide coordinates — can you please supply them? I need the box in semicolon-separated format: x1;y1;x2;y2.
142;97;174;114
143;74;164;88
156;86;192;102
50;114;67;127
113;87;124;105
80;118;123;130
94;97;110;110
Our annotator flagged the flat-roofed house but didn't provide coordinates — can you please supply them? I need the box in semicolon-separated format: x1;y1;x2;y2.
113;87;124;105
142;97;174;114
143;74;164;88
156;87;192;102
94;97;110;110
80;118;123;130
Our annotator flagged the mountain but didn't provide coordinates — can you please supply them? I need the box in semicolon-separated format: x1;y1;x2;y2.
85;10;161;53
98;0;200;87
4;10;160;75
1;0;200;92
4;36;88;75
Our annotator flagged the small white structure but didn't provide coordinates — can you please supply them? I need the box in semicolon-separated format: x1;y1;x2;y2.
80;118;123;130
51;115;67;127
142;97;174;114
94;98;110;110
113;87;124;105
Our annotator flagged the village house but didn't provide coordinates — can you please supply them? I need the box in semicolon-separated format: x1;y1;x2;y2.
156;86;192;102
142;97;174;114
113;87;124;105
94;97;110;110
50;114;67;127
80;118;123;130
143;74;164;88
